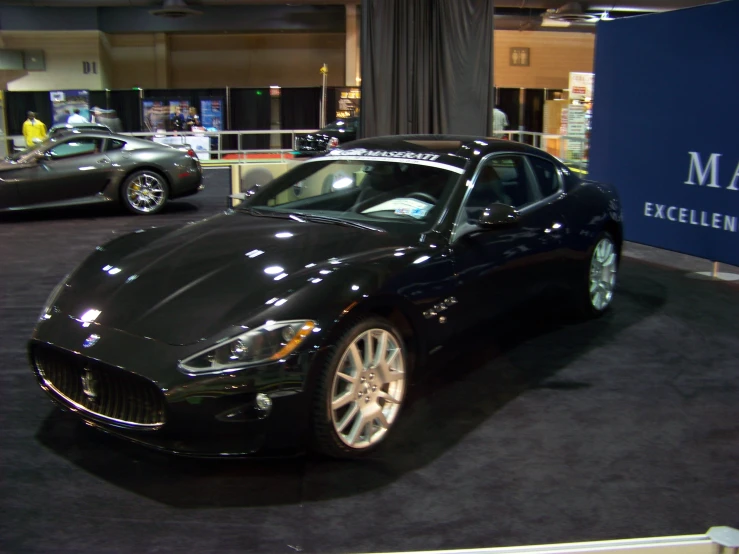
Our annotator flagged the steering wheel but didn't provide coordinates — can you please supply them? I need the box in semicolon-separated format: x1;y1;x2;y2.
405;192;437;204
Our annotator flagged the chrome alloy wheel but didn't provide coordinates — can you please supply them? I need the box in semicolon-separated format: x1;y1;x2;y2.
589;237;618;311
126;173;165;213
330;329;406;449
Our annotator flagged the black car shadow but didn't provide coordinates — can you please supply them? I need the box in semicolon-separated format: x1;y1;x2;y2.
35;262;667;509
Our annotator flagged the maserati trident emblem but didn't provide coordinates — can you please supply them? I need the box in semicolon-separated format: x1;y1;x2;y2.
83;334;100;348
81;368;98;400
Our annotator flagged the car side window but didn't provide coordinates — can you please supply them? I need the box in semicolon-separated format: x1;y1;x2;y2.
106;139;126;152
463;154;538;222
528;156;561;197
47;138;102;159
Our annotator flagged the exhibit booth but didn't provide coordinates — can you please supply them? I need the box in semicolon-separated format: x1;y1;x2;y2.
588;0;739;271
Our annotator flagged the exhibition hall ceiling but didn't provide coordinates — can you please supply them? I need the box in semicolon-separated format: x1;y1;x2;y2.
3;0;719;10
0;0;721;32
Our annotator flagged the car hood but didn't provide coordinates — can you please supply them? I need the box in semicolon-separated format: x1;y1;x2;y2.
0;159;30;172
56;212;409;345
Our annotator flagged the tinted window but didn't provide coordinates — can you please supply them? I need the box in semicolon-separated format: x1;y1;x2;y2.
245;158;460;232
47;138;102;159
463;155;537;221
107;139;126;151
528;156;560;197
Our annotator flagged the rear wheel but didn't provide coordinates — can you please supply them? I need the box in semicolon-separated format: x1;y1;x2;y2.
573;232;618;318
311;317;407;459
121;170;168;215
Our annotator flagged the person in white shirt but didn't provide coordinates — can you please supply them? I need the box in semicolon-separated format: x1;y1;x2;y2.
67;109;89;124
493;106;509;135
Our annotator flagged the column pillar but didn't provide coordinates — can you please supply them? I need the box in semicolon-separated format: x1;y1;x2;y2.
154;32;170;88
345;4;360;87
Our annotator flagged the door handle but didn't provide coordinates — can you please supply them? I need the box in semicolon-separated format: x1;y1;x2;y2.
97;158;111;164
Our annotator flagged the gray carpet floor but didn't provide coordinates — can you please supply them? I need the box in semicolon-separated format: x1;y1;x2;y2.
1;167;737;553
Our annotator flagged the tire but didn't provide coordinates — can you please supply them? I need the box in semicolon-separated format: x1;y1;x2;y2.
572;232;619;318
121;170;169;215
311;317;408;459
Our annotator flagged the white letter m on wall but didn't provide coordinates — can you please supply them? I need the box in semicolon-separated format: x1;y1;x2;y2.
684;152;721;188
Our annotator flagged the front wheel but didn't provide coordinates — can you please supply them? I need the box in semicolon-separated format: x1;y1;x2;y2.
121;170;169;215
311;317;407;459
573;232;618;318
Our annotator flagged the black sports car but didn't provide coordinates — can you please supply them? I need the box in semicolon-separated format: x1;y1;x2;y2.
294;117;358;155
29;135;622;459
1;131;203;215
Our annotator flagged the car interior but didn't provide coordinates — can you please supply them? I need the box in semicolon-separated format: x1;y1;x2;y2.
261;161;458;221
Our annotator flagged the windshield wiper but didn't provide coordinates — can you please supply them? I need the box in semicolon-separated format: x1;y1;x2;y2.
291;213;385;233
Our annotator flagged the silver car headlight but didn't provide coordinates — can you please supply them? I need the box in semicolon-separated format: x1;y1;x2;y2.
179;320;316;374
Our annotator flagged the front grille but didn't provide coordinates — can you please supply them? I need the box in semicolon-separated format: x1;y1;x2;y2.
33;346;166;428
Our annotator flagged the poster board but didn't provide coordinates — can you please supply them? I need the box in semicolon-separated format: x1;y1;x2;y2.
50;90;90;126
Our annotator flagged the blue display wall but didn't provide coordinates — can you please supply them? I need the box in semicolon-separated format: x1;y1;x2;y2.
588;0;739;266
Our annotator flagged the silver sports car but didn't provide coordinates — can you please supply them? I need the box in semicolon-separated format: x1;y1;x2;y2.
0;131;203;215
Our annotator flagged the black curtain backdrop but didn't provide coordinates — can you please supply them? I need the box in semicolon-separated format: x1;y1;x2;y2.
360;0;494;138
88;91;107;113
326;87;338;125
230;88;271;150
109;90;142;132
523;88;545;139
6;92;53;135
280;87;322;149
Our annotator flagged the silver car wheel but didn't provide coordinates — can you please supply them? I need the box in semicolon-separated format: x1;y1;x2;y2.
330;328;406;450
126;173;166;213
589;237;617;311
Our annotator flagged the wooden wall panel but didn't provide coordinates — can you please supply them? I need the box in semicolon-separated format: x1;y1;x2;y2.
168;33;346;89
1;31;105;91
494;31;595;89
107;34;159;89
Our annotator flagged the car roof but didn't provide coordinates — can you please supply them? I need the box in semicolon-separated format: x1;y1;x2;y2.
48;131;166;148
331;134;555;171
50;123;111;132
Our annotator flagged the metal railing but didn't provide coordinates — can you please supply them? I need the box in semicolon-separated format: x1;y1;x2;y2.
5;128;590;168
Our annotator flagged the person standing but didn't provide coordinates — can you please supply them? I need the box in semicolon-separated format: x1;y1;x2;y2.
67;108;89;124
493;105;509;135
186;106;201;131
22;111;47;147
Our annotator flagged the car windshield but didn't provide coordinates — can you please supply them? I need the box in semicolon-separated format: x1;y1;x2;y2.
322;119;356;132
241;158;463;232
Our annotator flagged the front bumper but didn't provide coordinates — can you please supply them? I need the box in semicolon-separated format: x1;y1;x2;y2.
28;314;314;457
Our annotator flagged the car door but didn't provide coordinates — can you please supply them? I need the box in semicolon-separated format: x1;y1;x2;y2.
18;136;110;206
448;153;566;327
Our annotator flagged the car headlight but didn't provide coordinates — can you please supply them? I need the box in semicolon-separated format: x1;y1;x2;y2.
179;320;315;374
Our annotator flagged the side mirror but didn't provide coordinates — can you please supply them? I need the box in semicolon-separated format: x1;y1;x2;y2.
477;202;519;228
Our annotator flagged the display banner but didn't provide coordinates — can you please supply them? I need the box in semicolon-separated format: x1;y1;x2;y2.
50;90;90;125
568;72;593;101
143;98;192;132
588;1;739;266
336;88;361;119
200;98;223;131
142;99;168;132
